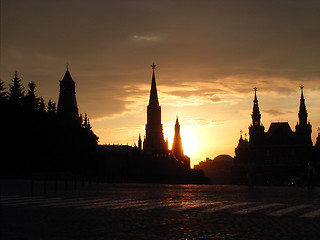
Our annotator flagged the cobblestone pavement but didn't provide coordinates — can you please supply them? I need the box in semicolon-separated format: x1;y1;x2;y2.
1;182;320;240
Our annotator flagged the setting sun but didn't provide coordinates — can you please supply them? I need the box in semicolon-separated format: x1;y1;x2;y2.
165;124;199;159
181;129;198;158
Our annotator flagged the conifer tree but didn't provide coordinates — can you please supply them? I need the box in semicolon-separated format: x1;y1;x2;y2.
39;97;46;113
47;99;53;113
47;99;57;115
52;102;56;114
25;81;39;111
87;118;92;130
8;71;25;105
0;80;7;101
83;113;88;128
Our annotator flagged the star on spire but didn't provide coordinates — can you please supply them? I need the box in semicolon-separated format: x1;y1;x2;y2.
151;63;156;70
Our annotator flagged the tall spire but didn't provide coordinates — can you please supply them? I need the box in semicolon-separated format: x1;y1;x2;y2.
148;63;159;107
138;133;142;150
172;115;184;156
298;85;308;126
252;87;261;126
144;63;167;153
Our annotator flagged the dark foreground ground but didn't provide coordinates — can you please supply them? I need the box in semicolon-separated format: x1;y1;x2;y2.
1;180;320;240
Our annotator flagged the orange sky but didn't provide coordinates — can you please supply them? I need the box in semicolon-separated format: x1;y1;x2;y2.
1;0;320;167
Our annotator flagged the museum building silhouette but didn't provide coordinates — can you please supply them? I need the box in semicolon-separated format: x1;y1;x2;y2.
233;87;320;185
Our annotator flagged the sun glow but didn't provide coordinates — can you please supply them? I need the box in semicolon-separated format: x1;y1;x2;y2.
180;129;198;158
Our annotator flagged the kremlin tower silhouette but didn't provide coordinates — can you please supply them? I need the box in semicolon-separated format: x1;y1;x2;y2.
139;64;190;169
143;64;168;153
57;67;79;122
172;116;184;156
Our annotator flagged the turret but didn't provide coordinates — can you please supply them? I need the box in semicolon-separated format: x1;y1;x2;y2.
298;85;308;126
295;86;312;147
249;87;265;146
252;87;261;126
138;134;142;150
144;64;167;153
57;67;79;122
172;116;184;156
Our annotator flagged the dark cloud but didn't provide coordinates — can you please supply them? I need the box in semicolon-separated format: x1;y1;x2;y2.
1;0;320;120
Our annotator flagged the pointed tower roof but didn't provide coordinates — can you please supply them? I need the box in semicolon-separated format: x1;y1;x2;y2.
172;115;183;156
252;87;261;126
299;85;307;114
254;87;258;102
61;66;74;82
148;64;159;106
298;85;308;126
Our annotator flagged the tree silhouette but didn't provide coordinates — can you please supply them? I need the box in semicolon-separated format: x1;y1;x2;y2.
47;99;57;114
8;71;25;105
38;97;46;113
0;80;7;101
25;81;39;111
1;71;102;179
82;113;92;130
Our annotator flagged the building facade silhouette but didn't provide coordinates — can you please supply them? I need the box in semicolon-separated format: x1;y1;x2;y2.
233;86;318;185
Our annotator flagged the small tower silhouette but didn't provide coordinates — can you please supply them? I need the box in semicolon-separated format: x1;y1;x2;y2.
172;116;184;156
57;66;79;122
249;87;265;146
295;86;312;147
252;87;261;126
138;134;142;150
298;85;308;126
143;64;167;153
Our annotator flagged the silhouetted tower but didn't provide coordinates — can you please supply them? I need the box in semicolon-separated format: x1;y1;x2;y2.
249;87;265;146
143;64;167;153
252;87;261;126
138;134;142;151
295;86;312;147
172;116;184;156
57;67;79;121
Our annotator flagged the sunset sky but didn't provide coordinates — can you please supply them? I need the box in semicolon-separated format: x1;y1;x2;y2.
2;0;320;167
